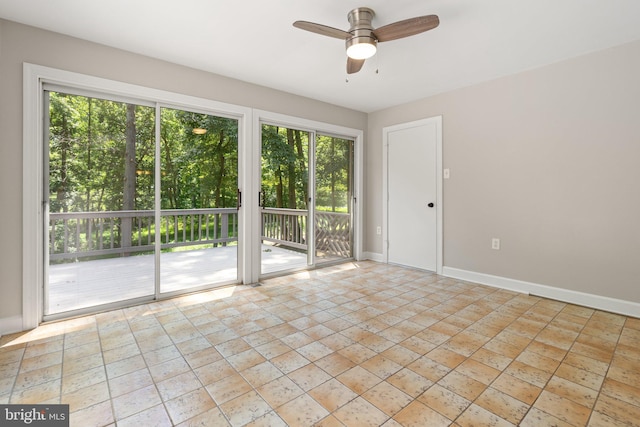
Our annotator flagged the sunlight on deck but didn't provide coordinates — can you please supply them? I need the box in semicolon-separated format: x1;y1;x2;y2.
47;245;307;315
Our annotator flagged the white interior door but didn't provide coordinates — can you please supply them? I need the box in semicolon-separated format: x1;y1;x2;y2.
386;119;439;271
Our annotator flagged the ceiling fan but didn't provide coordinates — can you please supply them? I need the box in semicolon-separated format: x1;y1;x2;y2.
293;7;440;74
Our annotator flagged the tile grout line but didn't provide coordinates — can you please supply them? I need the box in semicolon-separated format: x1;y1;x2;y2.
583;315;625;427
499;300;596;426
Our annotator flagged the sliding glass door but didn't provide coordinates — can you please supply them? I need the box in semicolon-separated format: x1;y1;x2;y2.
159;108;239;293
46;92;156;315
45;89;240;317
43;88;357;318
259;125;355;275
314;134;354;263
260;124;310;275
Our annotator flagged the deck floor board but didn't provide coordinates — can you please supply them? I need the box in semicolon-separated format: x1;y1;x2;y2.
47;244;307;314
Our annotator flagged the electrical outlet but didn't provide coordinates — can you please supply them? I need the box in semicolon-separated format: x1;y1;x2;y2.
443;168;450;179
376;226;382;235
492;238;500;250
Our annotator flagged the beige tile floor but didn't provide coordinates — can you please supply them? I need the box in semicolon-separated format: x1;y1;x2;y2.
1;261;639;426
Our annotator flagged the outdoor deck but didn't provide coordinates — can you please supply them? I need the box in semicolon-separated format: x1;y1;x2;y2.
47;207;351;315
47;244;307;315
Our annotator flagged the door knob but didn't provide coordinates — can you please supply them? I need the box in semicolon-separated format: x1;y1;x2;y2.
428;203;434;208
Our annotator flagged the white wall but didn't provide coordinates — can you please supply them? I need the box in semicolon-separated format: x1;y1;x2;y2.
366;40;640;306
0;19;367;333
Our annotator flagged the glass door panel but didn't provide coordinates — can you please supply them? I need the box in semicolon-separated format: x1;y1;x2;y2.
260;124;310;274
46;91;156;315
45;92;241;317
314;135;354;263
159;108;239;293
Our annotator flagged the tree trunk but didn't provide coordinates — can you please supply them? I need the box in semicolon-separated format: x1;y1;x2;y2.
294;130;308;208
58;113;70;212
215;129;226;208
330;138;336;211
162;135;178;209
276;166;283;208
286;129;296;209
122;103;136;254
86;98;92;212
85;99;93;242
216;130;227;246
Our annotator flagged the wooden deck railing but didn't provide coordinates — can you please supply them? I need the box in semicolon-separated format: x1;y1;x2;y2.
261;208;351;258
261;208;308;250
49;208;238;261
315;211;352;258
49;207;351;261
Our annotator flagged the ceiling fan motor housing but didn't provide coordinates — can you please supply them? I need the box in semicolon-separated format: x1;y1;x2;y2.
346;7;377;51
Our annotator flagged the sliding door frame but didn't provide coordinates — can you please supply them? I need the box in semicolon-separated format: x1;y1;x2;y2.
251;110;364;283
23;63;252;328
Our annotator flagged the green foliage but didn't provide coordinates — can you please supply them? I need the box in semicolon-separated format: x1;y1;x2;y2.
48;93;238;214
315;135;353;212
261;124;308;209
48;93;156;213
259;126;353;212
160;108;238;209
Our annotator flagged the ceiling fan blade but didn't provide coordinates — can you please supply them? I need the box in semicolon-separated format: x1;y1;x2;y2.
347;57;365;74
293;21;351;40
373;15;440;42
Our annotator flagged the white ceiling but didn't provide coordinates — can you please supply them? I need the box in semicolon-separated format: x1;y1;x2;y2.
2;0;640;112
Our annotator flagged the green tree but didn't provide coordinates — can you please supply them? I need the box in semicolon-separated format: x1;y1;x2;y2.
316;136;352;212
261;125;309;209
161;109;238;209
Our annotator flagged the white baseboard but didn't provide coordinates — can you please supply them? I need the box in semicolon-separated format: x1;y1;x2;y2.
442;267;640;318
0;315;24;336
362;252;383;262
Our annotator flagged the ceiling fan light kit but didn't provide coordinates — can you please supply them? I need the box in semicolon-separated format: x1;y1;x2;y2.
293;6;440;74
346;37;377;60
